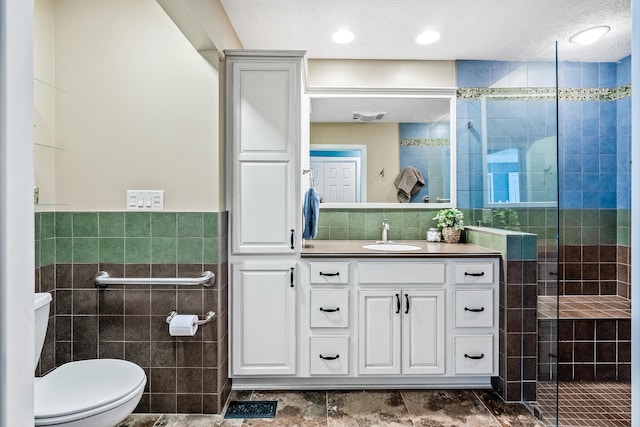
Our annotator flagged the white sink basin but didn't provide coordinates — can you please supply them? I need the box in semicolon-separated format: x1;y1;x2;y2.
363;243;421;251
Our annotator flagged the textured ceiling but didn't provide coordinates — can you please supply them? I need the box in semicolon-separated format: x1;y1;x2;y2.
220;0;631;61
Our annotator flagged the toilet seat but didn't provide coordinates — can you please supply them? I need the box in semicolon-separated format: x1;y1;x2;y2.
35;359;146;425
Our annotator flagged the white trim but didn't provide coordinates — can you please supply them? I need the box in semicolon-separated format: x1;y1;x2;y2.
630;0;639;424
231;376;492;390
0;0;35;425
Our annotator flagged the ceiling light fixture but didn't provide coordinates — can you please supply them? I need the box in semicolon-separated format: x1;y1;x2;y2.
416;30;441;45
569;25;610;45
332;29;354;44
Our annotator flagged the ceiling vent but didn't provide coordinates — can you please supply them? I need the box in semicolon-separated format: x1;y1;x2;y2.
353;111;386;122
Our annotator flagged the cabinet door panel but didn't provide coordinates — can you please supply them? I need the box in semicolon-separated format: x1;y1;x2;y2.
358;291;401;375
234;161;293;254
232;263;296;375
239;70;290;154
402;290;445;374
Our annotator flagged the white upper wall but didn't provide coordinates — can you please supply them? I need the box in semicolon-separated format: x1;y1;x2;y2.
45;0;457;212
33;0;56;210
307;59;456;89
53;0;221;211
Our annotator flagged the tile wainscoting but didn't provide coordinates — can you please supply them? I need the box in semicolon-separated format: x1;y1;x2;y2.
34;211;230;414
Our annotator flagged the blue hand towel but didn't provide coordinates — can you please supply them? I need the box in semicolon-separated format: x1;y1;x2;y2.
303;188;320;239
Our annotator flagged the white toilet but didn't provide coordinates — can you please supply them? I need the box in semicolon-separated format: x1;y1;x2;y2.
34;293;147;427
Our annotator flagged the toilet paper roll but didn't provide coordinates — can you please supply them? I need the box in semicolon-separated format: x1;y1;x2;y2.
169;314;198;336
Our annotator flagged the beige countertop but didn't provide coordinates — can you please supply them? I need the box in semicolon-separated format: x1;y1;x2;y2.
301;240;500;258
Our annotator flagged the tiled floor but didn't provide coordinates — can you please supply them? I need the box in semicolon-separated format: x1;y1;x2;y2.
118;389;543;426
537;381;631;427
538;295;631;320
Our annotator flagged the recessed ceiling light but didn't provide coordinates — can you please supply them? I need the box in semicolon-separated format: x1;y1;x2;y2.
569;25;610;45
416;30;441;45
332;29;354;44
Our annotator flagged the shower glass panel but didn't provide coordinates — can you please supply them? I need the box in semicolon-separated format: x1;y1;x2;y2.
463;45;560;425
553;36;632;426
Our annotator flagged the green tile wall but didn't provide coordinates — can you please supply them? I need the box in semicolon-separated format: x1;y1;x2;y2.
34;212;219;267
314;208;458;241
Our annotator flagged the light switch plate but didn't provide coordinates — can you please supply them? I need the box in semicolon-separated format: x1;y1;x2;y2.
127;190;164;211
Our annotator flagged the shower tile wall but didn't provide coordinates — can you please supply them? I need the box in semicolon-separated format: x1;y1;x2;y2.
455;58;631;299
466;227;538;402
34;211;231;414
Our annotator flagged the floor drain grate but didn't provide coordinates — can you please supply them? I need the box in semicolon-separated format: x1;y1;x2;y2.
224;400;278;419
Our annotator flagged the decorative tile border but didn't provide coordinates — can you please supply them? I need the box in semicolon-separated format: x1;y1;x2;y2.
457;85;631;101
399;138;449;147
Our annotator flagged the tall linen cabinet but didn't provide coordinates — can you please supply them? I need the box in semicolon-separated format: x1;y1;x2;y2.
226;51;306;377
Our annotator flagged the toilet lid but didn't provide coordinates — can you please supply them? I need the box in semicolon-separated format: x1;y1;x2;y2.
35;359;146;419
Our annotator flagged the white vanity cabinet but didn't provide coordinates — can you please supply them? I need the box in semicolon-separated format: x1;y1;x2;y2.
299;255;498;387
230;240;500;389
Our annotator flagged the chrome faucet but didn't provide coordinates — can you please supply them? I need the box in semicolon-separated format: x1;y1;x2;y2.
380;219;390;243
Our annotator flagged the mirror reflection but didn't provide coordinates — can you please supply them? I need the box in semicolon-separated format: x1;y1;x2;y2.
482;96;557;205
309;93;455;206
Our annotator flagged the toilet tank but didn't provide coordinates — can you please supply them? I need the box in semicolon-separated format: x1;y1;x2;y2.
34;293;52;370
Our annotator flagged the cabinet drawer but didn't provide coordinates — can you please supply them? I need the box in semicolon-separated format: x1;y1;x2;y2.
310;262;349;284
453;335;494;375
358;262;445;284
310;336;349;375
310;290;349;328
454;289;494;328
453;263;494;284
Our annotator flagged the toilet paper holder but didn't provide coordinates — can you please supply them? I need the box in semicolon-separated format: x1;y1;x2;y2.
165;310;216;326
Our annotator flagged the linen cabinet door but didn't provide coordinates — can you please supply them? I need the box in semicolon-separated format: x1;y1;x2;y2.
358;290;401;375
228;56;302;255
231;262;297;375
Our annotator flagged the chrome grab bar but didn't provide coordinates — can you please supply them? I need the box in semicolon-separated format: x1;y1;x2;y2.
94;270;215;287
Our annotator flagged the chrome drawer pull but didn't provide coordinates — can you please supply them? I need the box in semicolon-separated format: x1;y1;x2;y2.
464;353;485;360
319;307;340;313
464;307;485;313
319;272;340;277
319;354;340;360
464;272;485;277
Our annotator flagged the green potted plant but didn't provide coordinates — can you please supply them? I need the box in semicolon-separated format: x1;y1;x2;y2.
433;208;464;243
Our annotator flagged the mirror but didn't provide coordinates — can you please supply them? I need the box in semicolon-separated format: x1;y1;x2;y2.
308;89;456;208
481;95;557;206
